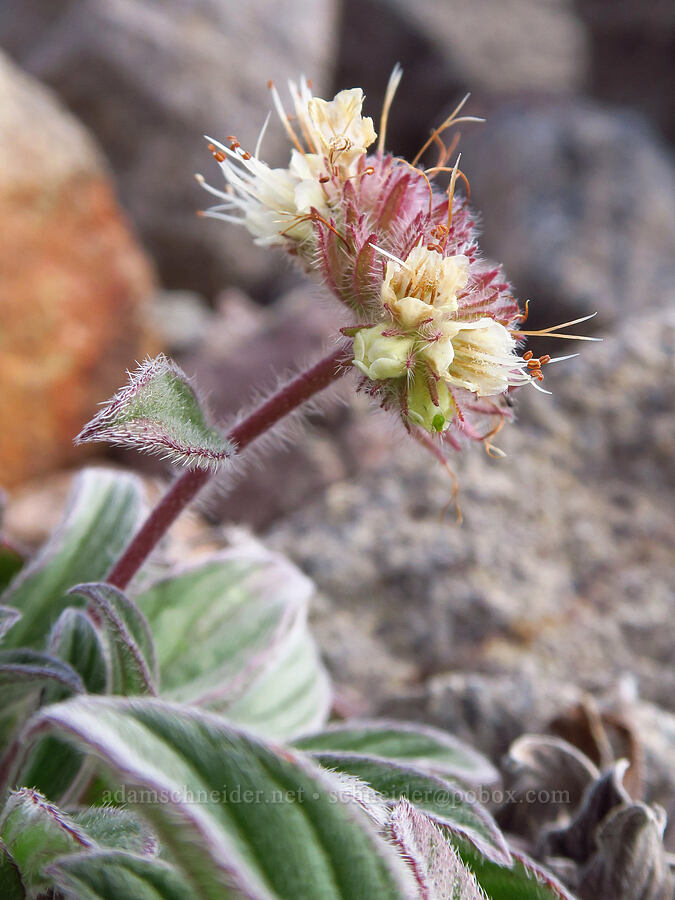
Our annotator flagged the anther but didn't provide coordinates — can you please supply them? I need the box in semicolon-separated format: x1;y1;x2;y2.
523;350;533;361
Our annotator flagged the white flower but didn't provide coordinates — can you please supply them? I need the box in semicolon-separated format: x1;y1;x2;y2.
434;318;524;397
304;88;376;174
381;246;469;328
200;80;378;247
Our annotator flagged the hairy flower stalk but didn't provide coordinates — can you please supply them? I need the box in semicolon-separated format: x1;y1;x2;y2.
199;71;597;457
107;345;351;589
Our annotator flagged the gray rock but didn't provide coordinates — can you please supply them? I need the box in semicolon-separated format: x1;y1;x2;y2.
376;0;588;95
577;0;675;145
0;0;338;298
266;304;675;714
464;100;675;329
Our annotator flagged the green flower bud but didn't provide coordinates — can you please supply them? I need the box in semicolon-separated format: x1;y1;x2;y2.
407;373;456;433
352;325;414;380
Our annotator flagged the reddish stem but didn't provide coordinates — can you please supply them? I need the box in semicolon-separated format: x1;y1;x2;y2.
106;343;351;590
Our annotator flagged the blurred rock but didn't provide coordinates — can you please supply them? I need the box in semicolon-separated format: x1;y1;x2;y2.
372;0;588;95
577;0;675;145
151;289;211;355
335;0;468;163
464;99;675;329
266;305;675;713
0;0;338;299
0;52;156;488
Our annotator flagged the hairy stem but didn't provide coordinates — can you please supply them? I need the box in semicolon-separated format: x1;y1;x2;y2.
106;343;351;589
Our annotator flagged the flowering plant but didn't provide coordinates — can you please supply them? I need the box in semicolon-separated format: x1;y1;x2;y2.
199;70;596;461
0;73;622;900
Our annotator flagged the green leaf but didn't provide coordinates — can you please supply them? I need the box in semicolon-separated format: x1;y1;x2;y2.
311;752;510;865
0;788;95;893
71;807;158;856
15;610;109;801
0;839;25;900
0;649;84;791
26;696;417;900
135;545;330;738
70;583;157;696
48;608;109;696
75;355;234;471
0;542;23;594
48;850;190;900
1;470;145;649
295;721;499;786
457;844;577;900
389;800;487;899
0;606;21;642
0;649;85;759
0;649;85;696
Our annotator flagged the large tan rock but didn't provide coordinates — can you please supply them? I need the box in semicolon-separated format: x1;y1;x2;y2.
0;52;156;487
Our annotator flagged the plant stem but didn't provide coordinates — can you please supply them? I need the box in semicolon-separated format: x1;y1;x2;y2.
106;343;351;590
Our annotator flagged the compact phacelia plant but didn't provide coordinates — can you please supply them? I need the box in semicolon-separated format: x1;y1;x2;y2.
72;70;598;589
0;73;621;900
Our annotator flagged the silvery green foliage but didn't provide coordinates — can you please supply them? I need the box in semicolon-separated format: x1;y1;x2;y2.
0;467;602;899
389;799;488;899
75;354;234;470
0;469;145;651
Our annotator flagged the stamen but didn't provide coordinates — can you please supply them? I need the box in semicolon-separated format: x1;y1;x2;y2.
370;242;412;271
394;157;434;216
412;93;484;167
513;312;602;341
444;153;461;240
254;112;272;159
268;81;305;154
378;63;403;154
411;427;463;524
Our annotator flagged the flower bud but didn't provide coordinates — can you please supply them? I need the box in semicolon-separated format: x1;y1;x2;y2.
407;374;456;433
352;325;414;380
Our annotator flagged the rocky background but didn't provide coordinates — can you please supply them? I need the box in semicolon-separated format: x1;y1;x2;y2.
1;0;674;865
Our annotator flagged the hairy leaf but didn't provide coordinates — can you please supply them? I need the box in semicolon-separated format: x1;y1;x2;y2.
457;843;577;900
71;807;158;857
48;850;191;900
295;721;499;785
48;608;109;696
26;696;417;900
389;800;487;899
75;355;234;471
311;752;510;865
0;788;95;893
1;470;144;649
0;649;83;774
70;583;157;696
0;649;85;696
16;610;108;800
135;545;330;739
